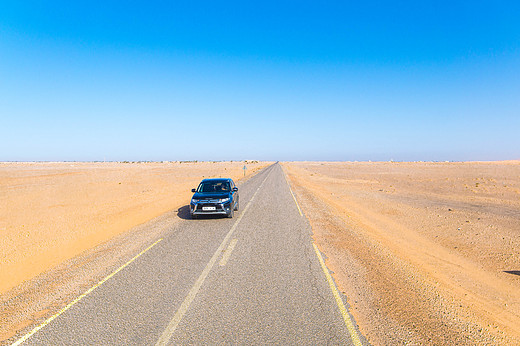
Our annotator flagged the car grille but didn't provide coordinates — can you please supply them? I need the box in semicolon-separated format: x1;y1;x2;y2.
195;203;224;212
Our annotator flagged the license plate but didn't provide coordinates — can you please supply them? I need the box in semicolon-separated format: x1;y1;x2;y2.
202;206;216;211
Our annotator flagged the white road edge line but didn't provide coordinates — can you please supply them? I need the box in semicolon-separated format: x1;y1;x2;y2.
280;165;303;216
219;239;238;266
12;238;163;346
155;167;272;346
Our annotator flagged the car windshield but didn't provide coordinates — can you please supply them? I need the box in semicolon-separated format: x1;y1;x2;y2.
197;181;230;193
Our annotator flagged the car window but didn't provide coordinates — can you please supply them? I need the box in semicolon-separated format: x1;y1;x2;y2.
198;181;230;193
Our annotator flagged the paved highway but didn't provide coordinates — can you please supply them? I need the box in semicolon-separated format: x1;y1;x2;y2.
14;163;364;345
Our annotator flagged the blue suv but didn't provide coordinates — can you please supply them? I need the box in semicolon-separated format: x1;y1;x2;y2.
190;178;239;219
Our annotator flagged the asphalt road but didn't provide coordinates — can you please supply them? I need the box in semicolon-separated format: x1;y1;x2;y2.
15;163;365;345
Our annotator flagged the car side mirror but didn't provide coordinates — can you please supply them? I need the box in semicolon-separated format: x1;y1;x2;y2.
191;188;196;193
232;187;238;192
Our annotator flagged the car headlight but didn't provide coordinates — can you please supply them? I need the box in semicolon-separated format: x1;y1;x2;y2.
218;198;231;203
191;199;199;204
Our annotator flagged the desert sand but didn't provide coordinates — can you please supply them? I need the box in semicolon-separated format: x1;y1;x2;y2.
0;161;268;295
284;161;520;345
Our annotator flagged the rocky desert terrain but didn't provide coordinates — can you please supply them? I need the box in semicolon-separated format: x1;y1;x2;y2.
284;161;520;345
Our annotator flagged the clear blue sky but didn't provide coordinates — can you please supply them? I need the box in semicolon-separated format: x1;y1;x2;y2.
1;1;519;161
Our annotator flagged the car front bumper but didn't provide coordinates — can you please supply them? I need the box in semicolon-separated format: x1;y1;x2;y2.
190;202;232;216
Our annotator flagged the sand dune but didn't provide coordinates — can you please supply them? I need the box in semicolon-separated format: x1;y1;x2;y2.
0;161;268;294
284;161;520;345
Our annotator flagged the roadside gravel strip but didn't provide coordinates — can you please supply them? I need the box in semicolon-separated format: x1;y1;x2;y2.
8;163;366;345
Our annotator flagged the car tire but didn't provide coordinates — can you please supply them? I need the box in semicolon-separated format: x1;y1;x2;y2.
227;208;234;218
234;198;239;211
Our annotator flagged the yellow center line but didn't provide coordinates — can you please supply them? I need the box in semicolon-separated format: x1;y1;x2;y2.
12;238;163;346
313;243;363;346
219;238;238;266
155;168;272;346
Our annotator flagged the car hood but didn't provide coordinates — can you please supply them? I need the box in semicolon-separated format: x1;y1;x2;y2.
192;192;230;200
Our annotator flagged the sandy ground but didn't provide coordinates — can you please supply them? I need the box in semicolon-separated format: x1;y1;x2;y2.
283;161;520;345
0;161;268;295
